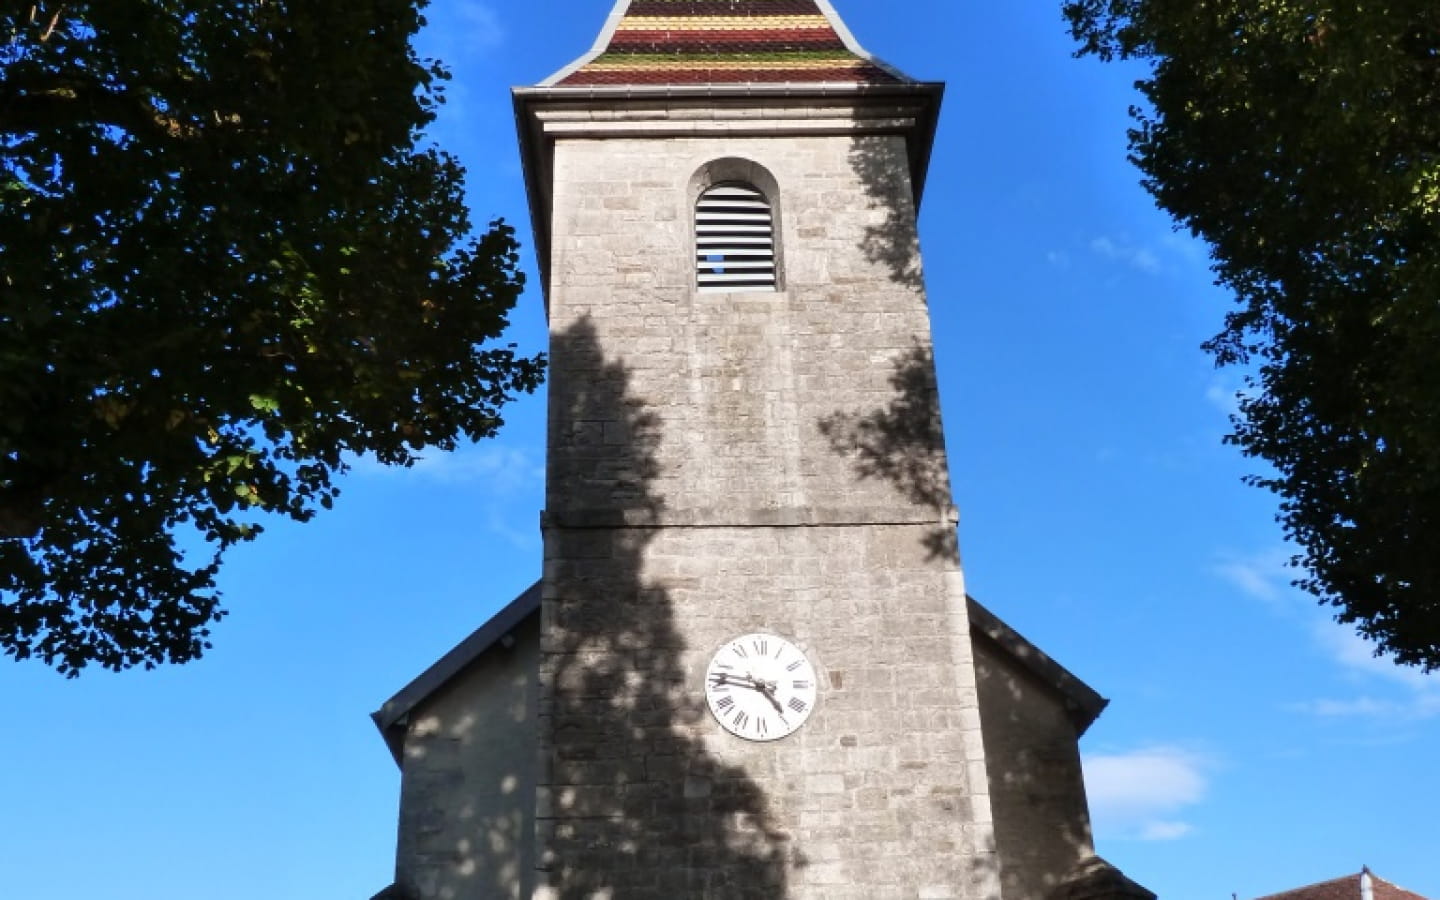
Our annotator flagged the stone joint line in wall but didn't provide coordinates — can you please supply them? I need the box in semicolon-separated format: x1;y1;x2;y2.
541;506;960;530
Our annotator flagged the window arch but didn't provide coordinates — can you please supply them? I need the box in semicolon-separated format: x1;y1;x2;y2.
695;181;777;292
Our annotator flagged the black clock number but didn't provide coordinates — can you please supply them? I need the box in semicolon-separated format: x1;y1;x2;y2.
788;698;808;714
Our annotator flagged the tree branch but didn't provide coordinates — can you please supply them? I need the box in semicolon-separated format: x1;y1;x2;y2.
39;4;64;42
0;76;200;141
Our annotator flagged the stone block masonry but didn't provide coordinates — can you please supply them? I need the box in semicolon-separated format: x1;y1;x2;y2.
536;121;1001;899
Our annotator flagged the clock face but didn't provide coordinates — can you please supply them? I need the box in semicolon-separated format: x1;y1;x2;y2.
704;633;818;742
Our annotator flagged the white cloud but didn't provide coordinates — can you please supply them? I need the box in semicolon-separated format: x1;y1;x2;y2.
1046;250;1072;269
1204;378;1243;419
1212;547;1295;607
1294;622;1440;721
1290;694;1440;721
1083;746;1210;841
1213;546;1440;724
1202;374;1261;425
1089;236;1163;275
1291;696;1402;717
1204;383;1235;417
1311;621;1432;690
1137;820;1194;841
1159;230;1211;268
354;444;543;494
410;445;541;490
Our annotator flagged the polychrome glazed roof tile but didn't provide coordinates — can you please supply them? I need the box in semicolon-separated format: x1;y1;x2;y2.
553;0;907;86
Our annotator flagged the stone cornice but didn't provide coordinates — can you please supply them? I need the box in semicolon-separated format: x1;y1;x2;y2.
512;81;943;306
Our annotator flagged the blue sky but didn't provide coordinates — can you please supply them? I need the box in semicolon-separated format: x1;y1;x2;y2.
3;2;1437;898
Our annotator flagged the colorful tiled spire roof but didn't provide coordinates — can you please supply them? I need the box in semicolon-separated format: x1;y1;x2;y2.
549;0;908;86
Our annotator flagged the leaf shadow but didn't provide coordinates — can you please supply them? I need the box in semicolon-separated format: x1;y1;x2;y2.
538;314;796;898
817;341;958;563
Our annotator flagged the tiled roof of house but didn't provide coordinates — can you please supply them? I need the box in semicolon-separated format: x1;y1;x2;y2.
550;0;908;86
1256;871;1429;900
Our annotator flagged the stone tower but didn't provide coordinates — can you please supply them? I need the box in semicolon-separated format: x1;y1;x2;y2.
518;2;996;898
370;3;1155;899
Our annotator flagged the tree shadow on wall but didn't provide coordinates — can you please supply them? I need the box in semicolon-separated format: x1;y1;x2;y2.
539;316;793;899
848;132;926;290
816;343;1134;898
817;341;959;564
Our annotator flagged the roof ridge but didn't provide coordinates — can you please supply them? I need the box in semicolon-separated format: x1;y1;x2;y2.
539;0;914;87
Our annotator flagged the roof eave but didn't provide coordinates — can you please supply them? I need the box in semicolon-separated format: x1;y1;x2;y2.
370;581;542;766
967;595;1111;736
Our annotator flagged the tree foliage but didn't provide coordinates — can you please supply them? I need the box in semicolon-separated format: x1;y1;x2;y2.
0;1;544;674
1065;1;1440;668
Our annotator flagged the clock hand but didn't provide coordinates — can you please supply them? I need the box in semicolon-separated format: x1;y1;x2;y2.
747;673;787;716
718;671;785;715
712;672;761;689
720;672;764;690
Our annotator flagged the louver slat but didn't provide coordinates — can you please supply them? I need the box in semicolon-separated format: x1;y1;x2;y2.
696;182;776;292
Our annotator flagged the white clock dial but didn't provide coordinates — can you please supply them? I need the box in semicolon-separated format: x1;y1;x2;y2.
704;633;817;742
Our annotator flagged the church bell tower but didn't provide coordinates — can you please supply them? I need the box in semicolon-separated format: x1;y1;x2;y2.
368;3;1156;900
516;2;1000;897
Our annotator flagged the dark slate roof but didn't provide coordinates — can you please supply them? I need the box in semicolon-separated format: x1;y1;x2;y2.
967;596;1109;736
371;583;1109;763
544;0;910;87
1053;855;1157;900
1256;870;1430;900
370;581;539;763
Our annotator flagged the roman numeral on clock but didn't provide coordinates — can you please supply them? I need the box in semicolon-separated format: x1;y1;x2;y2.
707;633;816;741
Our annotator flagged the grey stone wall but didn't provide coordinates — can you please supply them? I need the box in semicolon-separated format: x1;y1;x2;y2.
545;133;948;524
395;616;540;900
973;634;1096;900
538;127;1000;899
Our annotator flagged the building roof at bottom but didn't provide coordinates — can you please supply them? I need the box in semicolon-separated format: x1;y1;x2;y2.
1255;871;1430;900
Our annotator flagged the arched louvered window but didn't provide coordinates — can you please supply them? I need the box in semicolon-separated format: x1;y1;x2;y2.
696;182;777;292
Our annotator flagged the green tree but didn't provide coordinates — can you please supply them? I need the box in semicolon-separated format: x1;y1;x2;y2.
1065;1;1440;669
1;1;544;674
